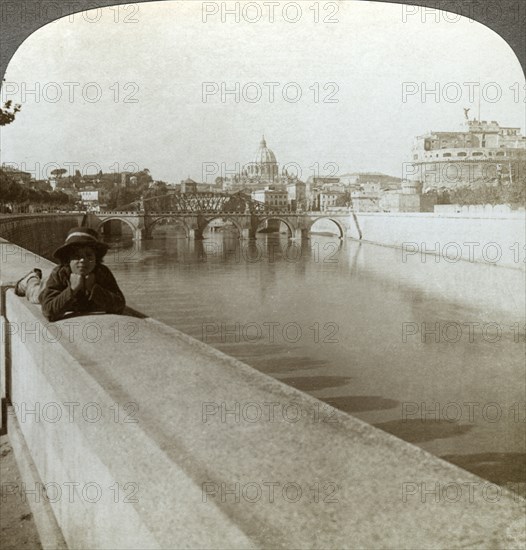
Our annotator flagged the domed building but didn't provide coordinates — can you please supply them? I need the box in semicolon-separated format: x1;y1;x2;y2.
246;136;279;182
224;135;303;196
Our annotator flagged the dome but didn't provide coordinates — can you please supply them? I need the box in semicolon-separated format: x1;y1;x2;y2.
247;136;279;181
253;136;277;165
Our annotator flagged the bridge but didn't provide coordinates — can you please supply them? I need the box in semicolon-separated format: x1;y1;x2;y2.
87;192;362;241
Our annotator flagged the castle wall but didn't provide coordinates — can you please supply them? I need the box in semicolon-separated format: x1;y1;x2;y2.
408;159;526;188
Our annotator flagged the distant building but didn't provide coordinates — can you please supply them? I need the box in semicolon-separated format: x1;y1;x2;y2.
337;174;360;186
286;180;306;211
246;136;279;182
357;173;401;187
350;190;380;212
337;173;402;189
322;183;346;193
361;182;382;194
196;183;222;193
320;190;346;211
80;190;99;201
79;190;99;211
310;176;341;186
379;181;437;212
181;178;198;193
251;187;288;209
225;136;307;192
171;180;218;193
409;117;526;188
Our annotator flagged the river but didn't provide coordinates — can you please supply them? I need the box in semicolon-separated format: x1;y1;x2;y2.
100;226;525;490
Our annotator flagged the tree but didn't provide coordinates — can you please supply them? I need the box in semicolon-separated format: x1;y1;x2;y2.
135;169;153;187
0;169;22;203
155;181;167;193
50;168;67;180
0;100;21;126
503;179;526;205
72;169;82;186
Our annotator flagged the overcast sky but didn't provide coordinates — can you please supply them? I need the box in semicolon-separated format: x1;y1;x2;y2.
1;0;524;183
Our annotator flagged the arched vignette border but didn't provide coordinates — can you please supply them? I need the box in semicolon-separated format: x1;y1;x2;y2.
0;0;524;83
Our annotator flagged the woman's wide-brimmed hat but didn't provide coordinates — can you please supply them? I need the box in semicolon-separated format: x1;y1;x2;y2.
53;227;109;262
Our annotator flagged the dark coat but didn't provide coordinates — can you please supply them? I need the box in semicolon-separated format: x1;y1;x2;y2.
39;264;126;322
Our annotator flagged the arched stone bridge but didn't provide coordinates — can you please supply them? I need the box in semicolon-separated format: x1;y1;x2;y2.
85;191;362;241
86;210;360;240
82;192;361;240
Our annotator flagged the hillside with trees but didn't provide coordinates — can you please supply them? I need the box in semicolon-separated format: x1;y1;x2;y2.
0;169;74;212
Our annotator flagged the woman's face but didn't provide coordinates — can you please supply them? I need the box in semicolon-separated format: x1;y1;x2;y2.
69;246;97;275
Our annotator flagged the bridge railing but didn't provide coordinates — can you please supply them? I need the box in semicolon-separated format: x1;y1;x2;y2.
100;208;350;216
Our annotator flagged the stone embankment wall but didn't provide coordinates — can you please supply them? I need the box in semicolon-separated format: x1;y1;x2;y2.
347;211;525;269
1;239;524;549
0;215;83;262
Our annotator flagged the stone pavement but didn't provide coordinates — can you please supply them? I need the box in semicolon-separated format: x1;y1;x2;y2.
0;435;42;549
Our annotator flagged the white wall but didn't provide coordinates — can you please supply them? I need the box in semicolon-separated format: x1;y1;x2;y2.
349;212;525;268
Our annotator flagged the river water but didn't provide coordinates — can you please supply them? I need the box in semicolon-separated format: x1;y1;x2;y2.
99;226;525;489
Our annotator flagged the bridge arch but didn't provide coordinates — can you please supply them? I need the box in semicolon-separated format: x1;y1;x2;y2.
97;216;137;238
307;217;346;239
256;216;296;237
201;216;244;236
147;216;191;238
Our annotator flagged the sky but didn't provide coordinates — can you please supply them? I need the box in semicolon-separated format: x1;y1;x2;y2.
1;0;525;184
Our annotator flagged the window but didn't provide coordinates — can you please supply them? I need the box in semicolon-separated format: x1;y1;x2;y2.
457;152;467;157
